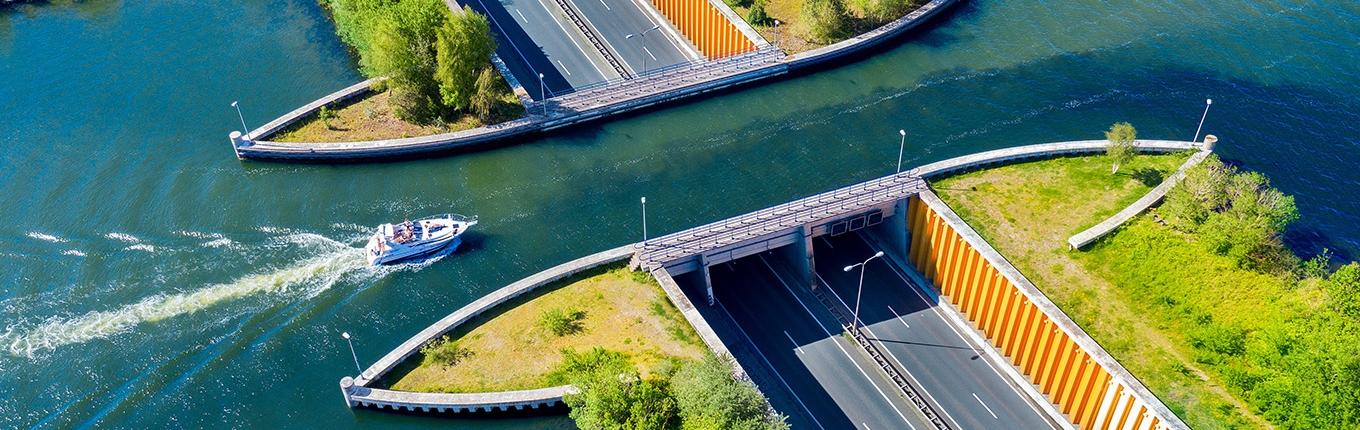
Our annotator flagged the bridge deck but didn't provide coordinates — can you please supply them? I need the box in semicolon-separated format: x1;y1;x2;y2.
634;172;927;271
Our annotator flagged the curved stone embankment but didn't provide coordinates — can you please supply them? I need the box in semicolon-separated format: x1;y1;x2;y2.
912;139;1204;179
232;0;958;163
341;245;633;413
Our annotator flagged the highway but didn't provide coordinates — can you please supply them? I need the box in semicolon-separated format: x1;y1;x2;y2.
464;0;616;97
813;232;1057;430
563;0;694;76
710;253;933;430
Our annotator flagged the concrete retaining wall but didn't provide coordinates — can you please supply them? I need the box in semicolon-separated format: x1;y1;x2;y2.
241;78;378;142
341;245;634;411
914;139;1203;179
1067;149;1212;249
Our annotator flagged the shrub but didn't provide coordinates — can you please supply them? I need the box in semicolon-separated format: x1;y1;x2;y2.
746;0;770;26
318;105;338;130
1161;155;1298;269
539;307;587;336
420;335;473;366
435;6;497;112
673;354;788;430
855;0;907;24
1327;263;1360;319
801;0;848;43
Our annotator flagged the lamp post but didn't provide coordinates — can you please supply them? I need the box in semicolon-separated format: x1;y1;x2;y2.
641;197;648;241
342;332;361;373
896;129;906;173
625;25;662;77
231;100;250;140
538;73;547;117
842;251;884;333
773;20;780;50
1193;98;1212;143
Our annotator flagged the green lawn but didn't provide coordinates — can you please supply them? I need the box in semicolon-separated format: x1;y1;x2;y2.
380;263;707;393
270;87;523;143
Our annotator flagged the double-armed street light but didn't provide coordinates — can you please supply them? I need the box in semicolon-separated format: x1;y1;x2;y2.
843;251;884;333
626;25;662;77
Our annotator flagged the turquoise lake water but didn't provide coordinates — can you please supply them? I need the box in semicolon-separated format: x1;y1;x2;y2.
1;0;1357;428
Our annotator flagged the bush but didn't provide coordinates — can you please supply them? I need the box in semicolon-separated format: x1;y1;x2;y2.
540;307;587;336
746;0;770;27
435;7;497;112
420;335;473;366
1327;263;1360;319
1161;155;1298;269
855;0;907;24
673;355;788;430
801;0;848;43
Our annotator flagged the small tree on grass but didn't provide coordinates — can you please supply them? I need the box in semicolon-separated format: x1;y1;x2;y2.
419;335;473;366
470;67;499;122
366;0;447;123
746;0;770;27
1105;122;1137;174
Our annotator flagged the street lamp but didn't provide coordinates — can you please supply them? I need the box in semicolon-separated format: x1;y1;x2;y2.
843;251;884;333
538;73;546;117
641;197;648;241
625;25;662;77
342;332;361;373
231;100;250;141
1193;98;1212;143
773;20;780;50
896;129;906;173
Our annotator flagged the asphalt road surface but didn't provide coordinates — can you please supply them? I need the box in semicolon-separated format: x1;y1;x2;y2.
465;0;615;97
813;232;1058;430
711;253;933;430
564;0;693;76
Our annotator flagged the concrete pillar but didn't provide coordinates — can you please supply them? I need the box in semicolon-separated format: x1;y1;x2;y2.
700;254;714;305
229;131;248;160
340;376;356;408
775;226;814;290
1201;135;1218;152
802;225;816;290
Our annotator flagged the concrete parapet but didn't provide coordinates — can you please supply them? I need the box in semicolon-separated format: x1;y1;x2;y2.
346;383;572;413
913;139;1200;179
652;268;748;381
1067;149;1213;250
247;78;379;141
352;244;633;386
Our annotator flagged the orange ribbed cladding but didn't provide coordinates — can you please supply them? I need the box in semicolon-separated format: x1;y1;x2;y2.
905;195;1171;430
647;0;755;59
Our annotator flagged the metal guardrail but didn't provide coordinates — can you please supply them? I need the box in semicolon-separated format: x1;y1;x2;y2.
552;0;630;78
530;47;784;114
633;171;925;271
808;286;952;430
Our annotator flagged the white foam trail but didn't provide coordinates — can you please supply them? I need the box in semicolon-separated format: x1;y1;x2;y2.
26;232;67;243
1;246;370;358
202;238;233;248
105;233;140;243
62;250;86;257
124;244;156;253
175;231;224;240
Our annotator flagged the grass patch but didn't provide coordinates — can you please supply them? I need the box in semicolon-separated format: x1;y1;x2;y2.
931;152;1318;429
383;262;706;393
270;87;523;143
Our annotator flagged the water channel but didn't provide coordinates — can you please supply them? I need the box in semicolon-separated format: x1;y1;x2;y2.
1;0;1357;428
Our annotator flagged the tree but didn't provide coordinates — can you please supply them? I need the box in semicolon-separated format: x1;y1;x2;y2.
470;67;500;122
435;6;497;113
1161;155;1299;269
801;0;848;44
1105;122;1137;174
558;348;678;430
672;355;788;430
1327;263;1360;320
856;0;907;24
366;0;448;122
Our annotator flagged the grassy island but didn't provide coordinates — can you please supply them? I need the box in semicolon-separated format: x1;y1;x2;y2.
385;263;706;393
933;153;1360;430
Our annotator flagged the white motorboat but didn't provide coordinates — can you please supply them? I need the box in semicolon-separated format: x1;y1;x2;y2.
365;214;477;265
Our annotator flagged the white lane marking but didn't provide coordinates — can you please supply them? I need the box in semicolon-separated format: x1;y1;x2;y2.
621;0;698;59
821;236;835;248
560;0;635;76
598;0;610;10
888;305;911;329
816;271;964;430
556;60;572;75
536;0;610;78
784;331;804;355
714;298;827;430
974;393;999;419
759;255;918;430
863;424;871;430
643;46;657;61
854;231;1053;427
515;9;529;23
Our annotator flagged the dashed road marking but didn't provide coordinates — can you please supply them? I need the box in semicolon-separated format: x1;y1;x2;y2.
784;330;804;354
557;60;572;75
888;305;910;329
974;393;999;419
515;9;529;23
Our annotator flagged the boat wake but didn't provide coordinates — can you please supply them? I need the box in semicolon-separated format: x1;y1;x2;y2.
0;232;436;358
